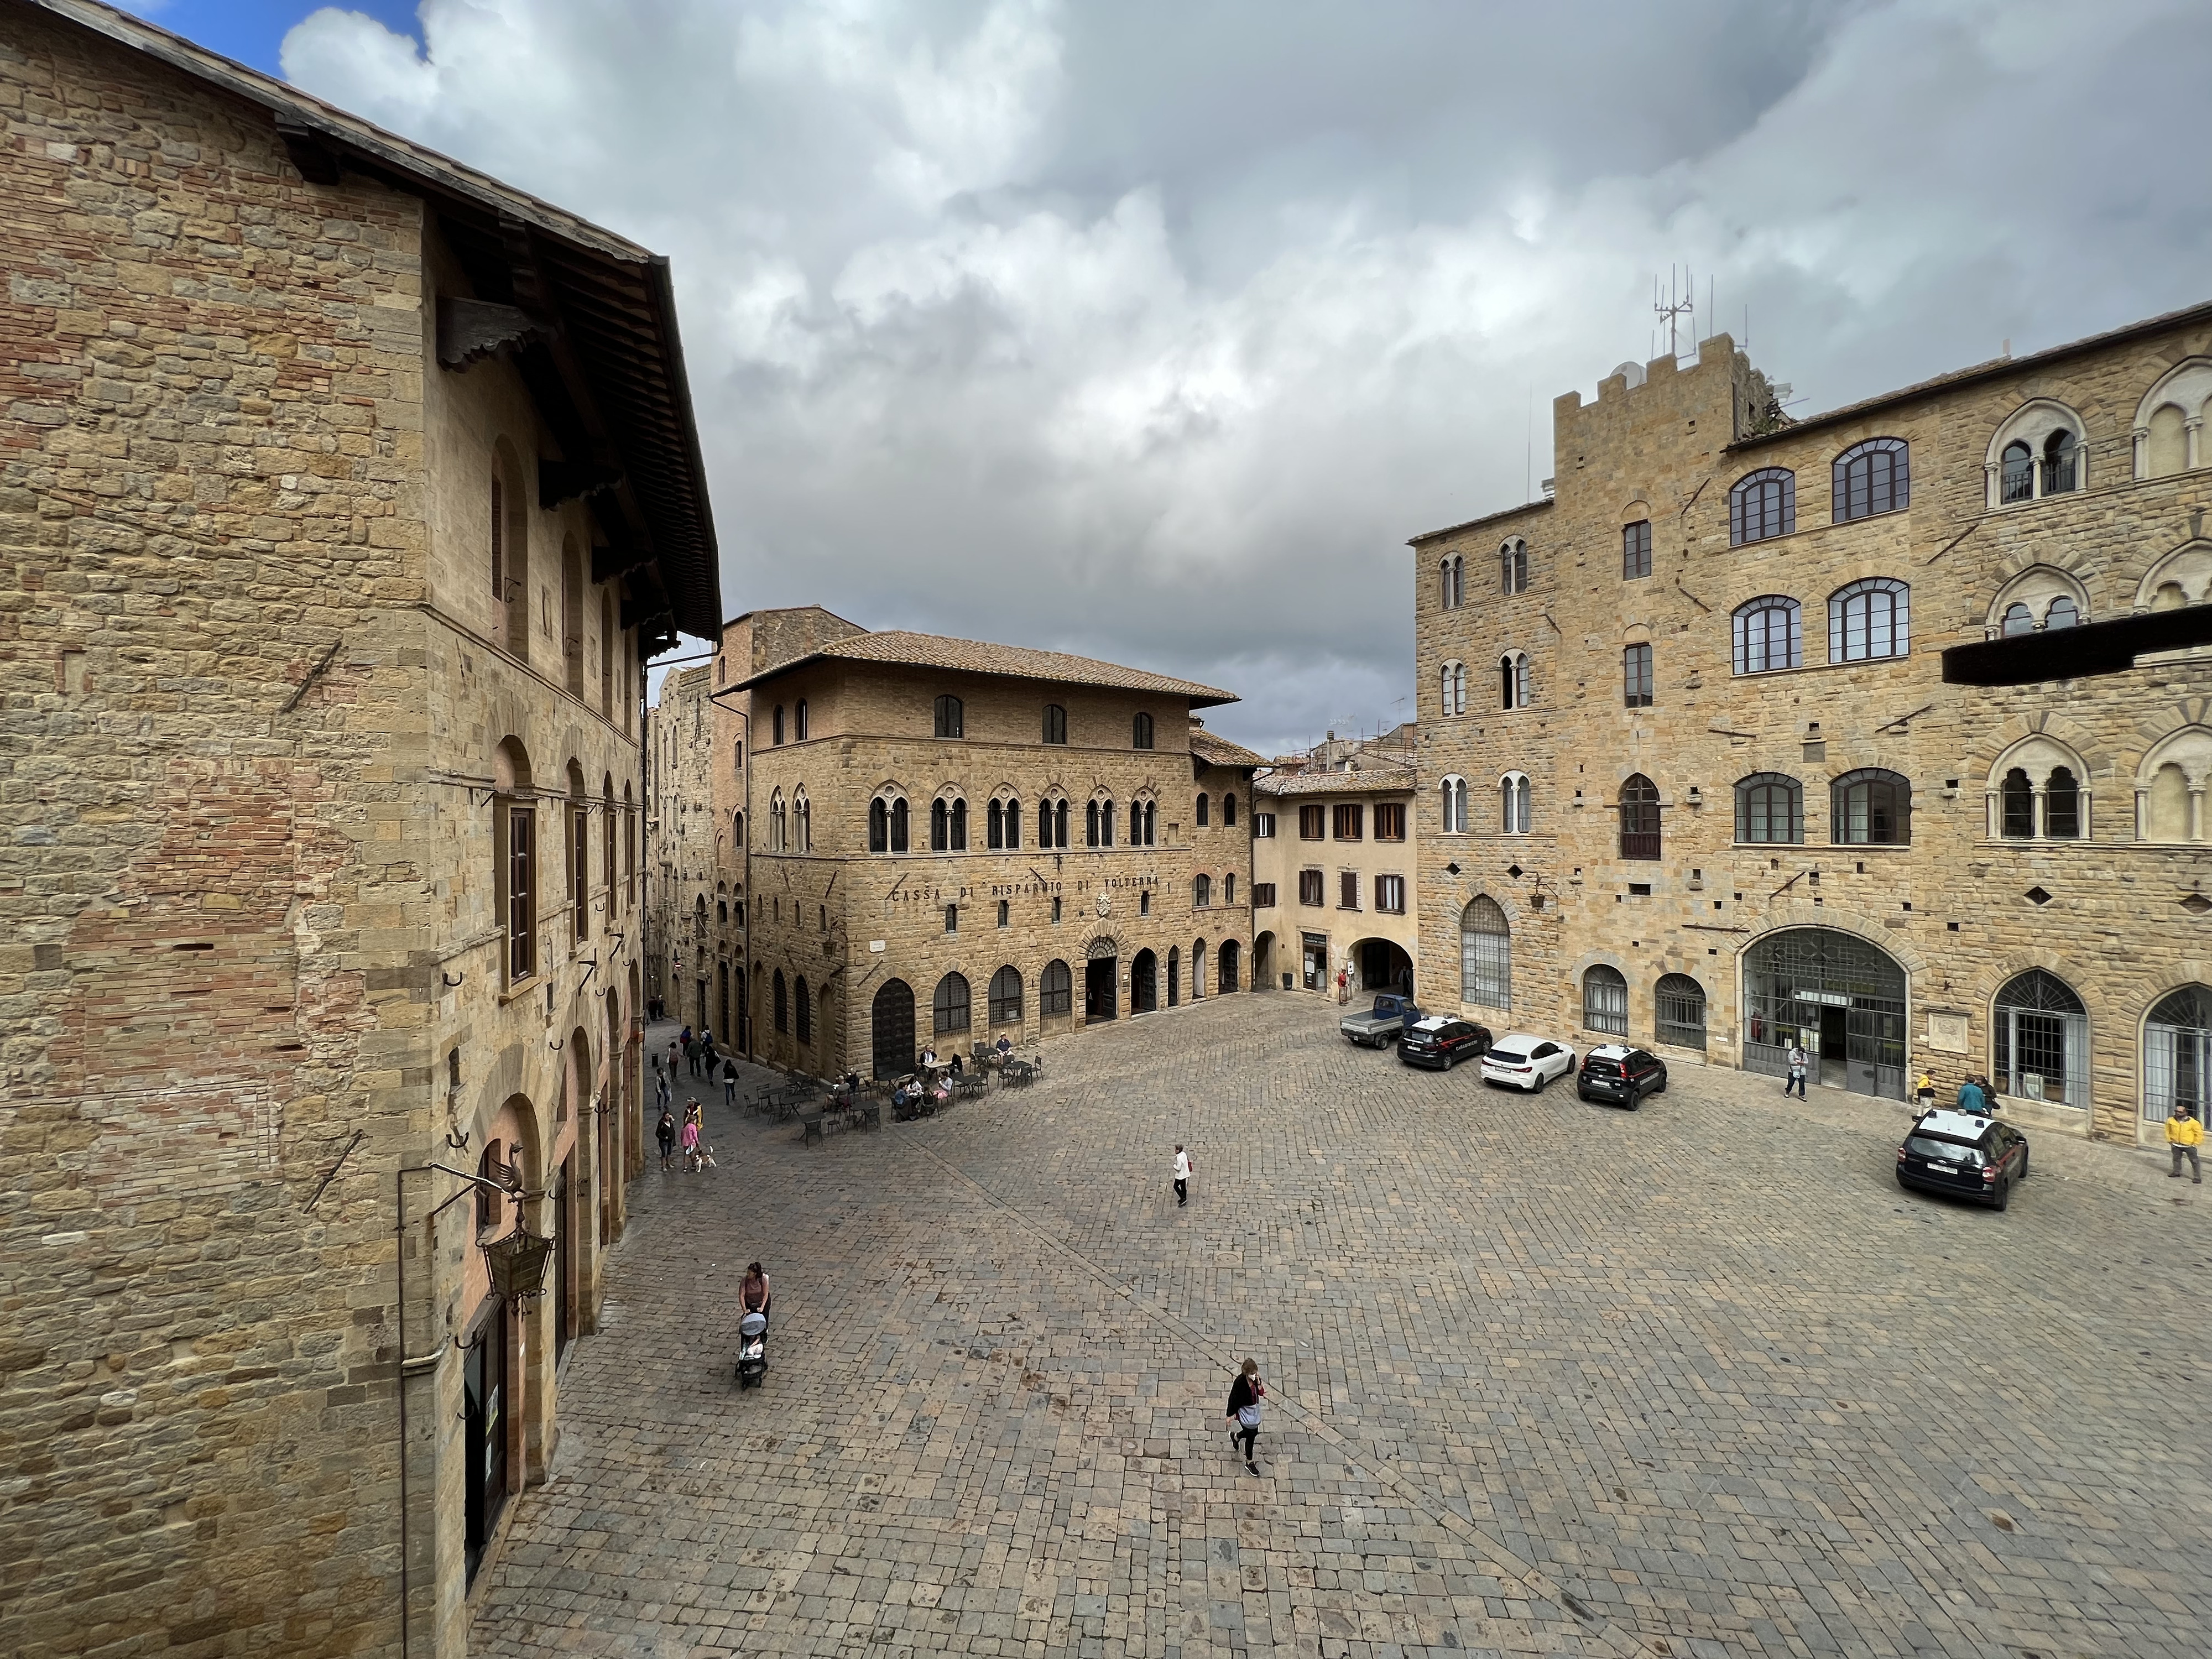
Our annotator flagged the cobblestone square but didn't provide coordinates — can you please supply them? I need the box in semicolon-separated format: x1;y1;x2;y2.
475;997;2210;1659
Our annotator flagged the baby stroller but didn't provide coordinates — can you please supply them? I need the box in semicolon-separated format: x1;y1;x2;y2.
734;1310;768;1389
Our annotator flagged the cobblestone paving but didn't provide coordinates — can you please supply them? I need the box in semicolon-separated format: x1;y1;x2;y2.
476;998;2211;1659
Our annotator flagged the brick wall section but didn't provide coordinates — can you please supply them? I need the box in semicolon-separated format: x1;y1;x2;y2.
0;14;650;1658
1415;321;2212;1139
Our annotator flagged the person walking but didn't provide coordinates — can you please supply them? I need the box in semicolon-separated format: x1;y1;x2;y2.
1784;1041;1808;1099
1958;1076;1990;1115
1173;1144;1193;1208
680;1110;702;1173
1224;1359;1265;1474
1915;1072;1936;1113
656;1107;677;1171
722;1055;739;1108
2168;1101;2203;1182
742;1262;772;1322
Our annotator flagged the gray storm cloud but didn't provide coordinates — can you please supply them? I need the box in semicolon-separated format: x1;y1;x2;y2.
281;0;2212;755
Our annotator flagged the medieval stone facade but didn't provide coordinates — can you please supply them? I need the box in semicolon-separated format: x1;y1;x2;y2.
709;611;1260;1079
642;661;724;1032
0;6;719;1655
1253;727;1420;998
1413;305;2212;1141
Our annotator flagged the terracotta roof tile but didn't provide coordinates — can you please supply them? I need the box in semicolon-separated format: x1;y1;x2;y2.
738;628;1238;707
1255;757;1418;797
1190;728;1266;768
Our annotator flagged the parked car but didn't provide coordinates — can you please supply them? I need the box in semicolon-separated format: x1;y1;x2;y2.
1397;1016;1491;1071
1576;1044;1667;1109
1896;1108;2030;1209
1341;993;1417;1048
1480;1034;1575;1092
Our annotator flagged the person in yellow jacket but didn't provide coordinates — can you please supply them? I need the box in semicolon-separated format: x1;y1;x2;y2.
2167;1102;2203;1183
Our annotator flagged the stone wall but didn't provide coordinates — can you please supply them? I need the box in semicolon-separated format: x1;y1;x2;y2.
1415;319;2212;1139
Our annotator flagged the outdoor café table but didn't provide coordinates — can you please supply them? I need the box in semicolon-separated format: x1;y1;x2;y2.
954;1076;988;1101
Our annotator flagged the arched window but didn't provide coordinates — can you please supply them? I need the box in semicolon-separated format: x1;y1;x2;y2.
772;705;785;745
1439;553;1465;609
887;796;909;853
1618;774;1661;859
1731;596;1802;674
1655;973;1707;1052
989;966;1023;1026
769;789;786;852
868;796;889;853
2042;429;2079;496
2046;766;2081;839
1460;896;1510;1010
1085;799;1100;847
2000;440;2035;503
1440;776;1468;834
1499;652;1531;710
1223;792;1238;827
1832;438;1909;523
987;797;1003;849
2001;768;2034;838
933;972;971;1034
934;695;963;738
793;788;811;852
1831;769;1910;844
1622;641;1653;707
1044;797;1068;849
1196;793;1210;827
1440;661;1466;717
2001;602;2034;637
1194;874;1212;907
1040;960;1073;1019
1100;800;1115;846
772;969;788;1034
1729;467;1796;545
795;977;812;1045
1582;964;1628;1035
1829;578;1909;662
1500;772;1530;834
2146;985;2212;1124
1142;800;1157;844
1042;705;1067;744
2046;595;2079;629
1500;537;1530;595
1132;712;1154;750
1993;969;2088;1105
1622;519;1652;579
1224;873;1235;905
1734;773;1802;843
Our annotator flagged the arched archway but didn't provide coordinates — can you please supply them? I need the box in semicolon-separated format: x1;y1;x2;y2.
1131;948;1158;1013
1743;928;1906;1099
872;979;916;1079
1253;931;1275;990
1218;940;1241;993
1993;969;2088;1107
2146;984;2212;1127
1167;946;1181;1007
1353;938;1412;995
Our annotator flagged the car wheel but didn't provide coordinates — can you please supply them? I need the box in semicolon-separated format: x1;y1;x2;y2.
1625;1088;1641;1112
2016;1149;2029;1182
1990;1174;2011;1211
1652;1074;1667;1095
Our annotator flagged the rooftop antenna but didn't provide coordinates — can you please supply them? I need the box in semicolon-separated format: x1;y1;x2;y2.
1655;265;1694;359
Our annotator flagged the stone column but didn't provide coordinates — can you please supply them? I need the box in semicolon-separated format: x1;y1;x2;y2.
2191;782;2205;843
2134;425;2150;477
2032;782;2047;840
2190;416;2204;471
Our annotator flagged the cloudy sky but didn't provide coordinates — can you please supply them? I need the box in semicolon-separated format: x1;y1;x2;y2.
147;0;2212;754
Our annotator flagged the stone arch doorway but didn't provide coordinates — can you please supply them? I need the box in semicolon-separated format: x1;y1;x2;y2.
1253;931;1275;990
1084;937;1118;1023
1131;948;1158;1013
872;979;915;1079
1354;938;1412;995
1218;939;1241;992
1743;928;1907;1099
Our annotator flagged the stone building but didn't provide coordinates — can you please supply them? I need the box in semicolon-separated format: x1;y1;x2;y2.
1413;303;2212;1142
0;5;719;1656
642;661;723;1031
1253;727;1420;997
716;610;1260;1078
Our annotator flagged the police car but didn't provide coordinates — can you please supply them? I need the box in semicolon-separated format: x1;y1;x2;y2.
1575;1044;1668;1109
1896;1108;2031;1210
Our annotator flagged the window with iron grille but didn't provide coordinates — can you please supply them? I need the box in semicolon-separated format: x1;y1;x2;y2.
1618;774;1661;860
1622;519;1652;579
1623;643;1653;707
989;966;1023;1025
1459;896;1509;1009
1655;973;1707;1051
1041;961;1072;1016
933;972;971;1032
1583;965;1627;1035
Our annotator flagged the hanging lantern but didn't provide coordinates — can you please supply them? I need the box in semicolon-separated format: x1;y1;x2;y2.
484;1228;555;1303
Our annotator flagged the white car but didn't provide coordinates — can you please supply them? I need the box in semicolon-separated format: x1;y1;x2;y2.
1480;1033;1576;1092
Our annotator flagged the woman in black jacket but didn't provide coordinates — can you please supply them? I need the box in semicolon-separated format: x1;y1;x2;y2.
1224;1359;1264;1474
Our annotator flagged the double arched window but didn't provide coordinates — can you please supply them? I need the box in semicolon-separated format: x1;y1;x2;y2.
1132;712;1154;750
1831;769;1909;845
1085;796;1116;847
1991;738;2089;841
1500;538;1531;595
1734;773;1802;844
1037;795;1071;849
987;795;1022;850
1500;772;1530;834
1499;652;1531;710
1732;596;1801;674
1729;467;1796;545
933;695;964;738
1460;897;1510;1009
1829;577;1908;662
1440;661;1467;716
1582;964;1627;1035
768;789;787;852
933;972;971;1034
930;795;968;852
1618;774;1661;859
1439;775;1468;834
1832;438;1909;522
868;792;910;854
1991;401;2087;505
791;787;811;852
1439;552;1465;608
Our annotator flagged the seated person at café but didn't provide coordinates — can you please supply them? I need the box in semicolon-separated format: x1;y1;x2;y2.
919;1045;937;1068
950;1052;963;1078
995;1034;1013;1060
